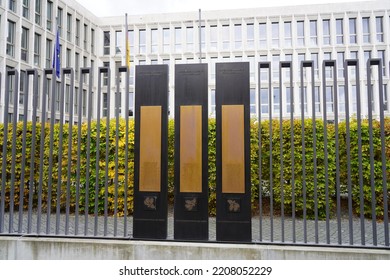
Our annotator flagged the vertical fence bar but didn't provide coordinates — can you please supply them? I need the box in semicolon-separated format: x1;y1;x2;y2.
0;71;5;233
344;60;355;245
74;71;85;236
264;62;274;242
322;60;336;244
113;67;121;237
8;70;19;233
300;61;307;243
83;68;93;236
121;66;130;238
37;70;49;234
379;61;389;247
355;60;365;245
94;67;106;236
55;69;70;235
26;70;38;234
103;68;111;236
46;69;57;235
333;62;342;245
65;69;75;235
366;59;377;246
279;62;292;242
258;62;270;242
288;61;295;243
18;70;31;233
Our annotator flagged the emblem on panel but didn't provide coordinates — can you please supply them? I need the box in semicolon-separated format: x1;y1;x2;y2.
184;197;198;212
143;196;157;211
227;199;240;213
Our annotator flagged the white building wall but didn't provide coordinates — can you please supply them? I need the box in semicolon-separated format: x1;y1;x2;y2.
0;0;389;121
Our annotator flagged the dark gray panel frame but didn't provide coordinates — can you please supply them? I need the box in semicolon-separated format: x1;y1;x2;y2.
174;63;208;240
133;65;169;239
216;62;251;242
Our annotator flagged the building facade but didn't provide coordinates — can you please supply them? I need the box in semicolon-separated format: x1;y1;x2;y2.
0;0;390;122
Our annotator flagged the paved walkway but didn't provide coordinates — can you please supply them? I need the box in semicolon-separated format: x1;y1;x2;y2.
1;210;388;247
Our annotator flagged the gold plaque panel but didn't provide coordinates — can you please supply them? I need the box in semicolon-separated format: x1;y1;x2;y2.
139;106;162;192
180;105;202;193
222;105;245;194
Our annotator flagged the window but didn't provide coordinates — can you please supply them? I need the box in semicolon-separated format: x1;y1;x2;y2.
247;23;254;49
311;52;319;78
323;19;330;45
210;89;216;115
7;67;15;105
46;39;52;68
234;24;242;49
9;0;16;12
66;48;71;67
57;7;63;36
315;86;321;113
139;29;146;53
67;13;72;42
200;26;205;51
210;25;217;50
349;18;357;44
20;70;26;105
65;84;70;113
336;19;343;44
83;24;88;49
272;22;279;47
91;29;95;53
75;52;79;81
378;50;386;76
272;54;279;80
324;52;332;78
273;87;280;114
339;85;345;113
186;26;194;52
362;17;370;43
298;53;305;77
55;82;60;112
151;28;158;53
222;25;229;50
22;0;30;19
376;16;384;42
259;23;267;48
250;88;256;114
297;21;304;46
285;54;292;79
299;86;308;113
350;51;358;76
47;1;53;31
103;62;109;86
175;27;181;52
337;52;344;78
310;20;317;46
260;88;269;114
163;28;170;53
103;31;110;55
35;0;41;25
285;87;293;114
284;21;292;47
74;87;79;115
76;19;80;46
248;55;255;81
103;92;107;117
384;85;388;111
82;89;87;117
115;31;122;54
34;33;41;66
128;30;134;54
326;86;333;113
6;20;15;57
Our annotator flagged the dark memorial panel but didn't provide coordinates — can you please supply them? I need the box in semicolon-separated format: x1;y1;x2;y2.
174;64;208;240
133;65;168;239
216;62;251;242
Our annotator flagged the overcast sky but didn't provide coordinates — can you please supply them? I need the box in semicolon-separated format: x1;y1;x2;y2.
75;0;364;17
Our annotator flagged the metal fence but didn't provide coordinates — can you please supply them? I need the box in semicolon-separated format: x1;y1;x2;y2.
0;60;389;249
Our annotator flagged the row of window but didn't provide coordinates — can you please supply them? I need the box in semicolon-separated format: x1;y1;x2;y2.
105;15;388;56
5;0;96;53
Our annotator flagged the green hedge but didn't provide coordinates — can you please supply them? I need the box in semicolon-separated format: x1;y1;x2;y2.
0;118;389;218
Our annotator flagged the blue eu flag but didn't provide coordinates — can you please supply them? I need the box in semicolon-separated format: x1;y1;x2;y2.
52;29;60;78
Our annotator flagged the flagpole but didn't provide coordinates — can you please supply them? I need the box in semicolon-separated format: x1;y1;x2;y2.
125;13;130;69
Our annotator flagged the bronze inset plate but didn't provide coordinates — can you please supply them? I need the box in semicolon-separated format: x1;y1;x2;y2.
139;106;161;192
180;105;202;193
222;105;245;194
